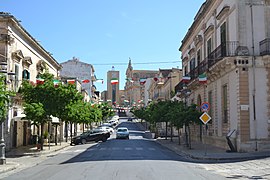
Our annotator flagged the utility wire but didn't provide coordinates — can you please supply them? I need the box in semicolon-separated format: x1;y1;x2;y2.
92;61;181;66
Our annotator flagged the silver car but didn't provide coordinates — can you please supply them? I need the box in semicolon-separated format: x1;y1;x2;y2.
116;127;129;139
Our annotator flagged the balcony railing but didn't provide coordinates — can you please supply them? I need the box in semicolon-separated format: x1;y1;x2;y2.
260;38;270;55
188;41;240;81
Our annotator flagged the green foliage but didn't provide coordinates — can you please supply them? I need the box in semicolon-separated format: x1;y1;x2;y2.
0;74;15;122
96;103;114;121
135;100;202;132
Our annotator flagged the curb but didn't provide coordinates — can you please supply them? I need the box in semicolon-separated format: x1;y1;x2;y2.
155;139;270;161
6;143;71;157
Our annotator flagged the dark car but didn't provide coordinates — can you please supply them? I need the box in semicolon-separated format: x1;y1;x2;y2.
70;129;110;145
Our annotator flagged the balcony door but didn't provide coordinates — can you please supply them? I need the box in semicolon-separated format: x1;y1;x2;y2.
220;22;227;57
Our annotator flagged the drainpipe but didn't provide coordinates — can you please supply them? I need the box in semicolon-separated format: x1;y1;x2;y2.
250;3;257;151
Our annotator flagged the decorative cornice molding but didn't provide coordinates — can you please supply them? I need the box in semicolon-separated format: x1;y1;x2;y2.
216;5;230;20
204;24;214;37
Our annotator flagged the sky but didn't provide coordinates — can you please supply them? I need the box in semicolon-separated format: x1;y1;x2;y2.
1;0;205;91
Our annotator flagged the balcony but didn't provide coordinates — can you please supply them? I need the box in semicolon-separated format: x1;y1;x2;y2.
188;41;241;81
260;38;270;55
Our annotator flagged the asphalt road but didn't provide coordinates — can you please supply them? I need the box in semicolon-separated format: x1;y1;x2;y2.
4;119;226;180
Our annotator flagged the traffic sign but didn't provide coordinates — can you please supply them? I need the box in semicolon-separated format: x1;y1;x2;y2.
201;102;210;112
200;112;211;124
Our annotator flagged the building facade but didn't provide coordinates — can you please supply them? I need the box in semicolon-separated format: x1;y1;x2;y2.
179;0;270;152
107;68;120;106
60;57;96;103
125;59;158;107
0;12;61;149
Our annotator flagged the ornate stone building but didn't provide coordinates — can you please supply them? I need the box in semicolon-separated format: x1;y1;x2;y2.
0;12;61;149
179;0;270;152
125;59;158;107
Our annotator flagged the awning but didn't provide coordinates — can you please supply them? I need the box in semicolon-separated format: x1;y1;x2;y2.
13;113;27;121
50;115;60;123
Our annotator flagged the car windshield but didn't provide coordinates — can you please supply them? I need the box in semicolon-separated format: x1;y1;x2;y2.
117;128;127;132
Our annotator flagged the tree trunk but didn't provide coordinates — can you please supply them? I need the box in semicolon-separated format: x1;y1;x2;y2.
55;124;58;145
70;122;73;140
40;122;44;150
185;125;189;147
170;123;173;142
188;125;191;149
178;128;181;145
65;122;68;142
165;121;168;140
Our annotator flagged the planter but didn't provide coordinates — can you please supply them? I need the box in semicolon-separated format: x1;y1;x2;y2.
44;138;49;145
151;133;156;139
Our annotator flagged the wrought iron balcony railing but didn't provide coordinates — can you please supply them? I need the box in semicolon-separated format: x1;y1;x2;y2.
188;41;240;81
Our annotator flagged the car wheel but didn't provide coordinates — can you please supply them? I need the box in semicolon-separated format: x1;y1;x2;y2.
81;139;86;144
102;137;107;142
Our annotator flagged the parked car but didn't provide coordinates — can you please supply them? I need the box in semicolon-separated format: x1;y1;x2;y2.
108;119;118;126
116;127;129;139
70;129;110;145
101;123;113;127
96;126;114;134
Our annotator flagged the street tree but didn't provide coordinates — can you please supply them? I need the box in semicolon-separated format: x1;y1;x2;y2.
0;74;15;122
20;72;83;149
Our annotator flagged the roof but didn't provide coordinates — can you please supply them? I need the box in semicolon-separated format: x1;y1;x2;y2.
0;12;61;69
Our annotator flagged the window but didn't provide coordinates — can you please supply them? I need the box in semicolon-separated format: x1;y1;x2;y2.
15;64;19;91
190;58;195;71
207;38;212;57
197;49;201;66
220;22;227;56
184;66;188;76
22;69;30;80
222;84;228;123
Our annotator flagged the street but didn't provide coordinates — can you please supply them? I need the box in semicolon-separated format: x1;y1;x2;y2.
2;119;226;180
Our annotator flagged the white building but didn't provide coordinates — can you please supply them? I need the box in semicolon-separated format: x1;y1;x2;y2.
179;0;270;152
0;12;61;149
60;57;96;102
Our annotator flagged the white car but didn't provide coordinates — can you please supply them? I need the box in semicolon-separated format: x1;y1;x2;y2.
116;127;129;139
96;126;114;134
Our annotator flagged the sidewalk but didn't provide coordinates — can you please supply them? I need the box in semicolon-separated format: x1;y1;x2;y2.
0;141;71;175
136;122;270;161
155;137;270;161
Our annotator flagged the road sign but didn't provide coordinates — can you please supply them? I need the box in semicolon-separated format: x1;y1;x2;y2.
201;102;210;112
200;112;211;124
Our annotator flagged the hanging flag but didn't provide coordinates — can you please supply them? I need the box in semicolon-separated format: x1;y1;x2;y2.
182;76;191;83
140;78;147;85
53;80;60;87
96;79;104;84
126;78;134;83
111;78;119;85
82;79;90;83
67;79;75;84
198;74;207;83
36;78;44;85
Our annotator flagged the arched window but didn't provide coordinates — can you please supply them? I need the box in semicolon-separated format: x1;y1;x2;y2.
22;69;30;80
